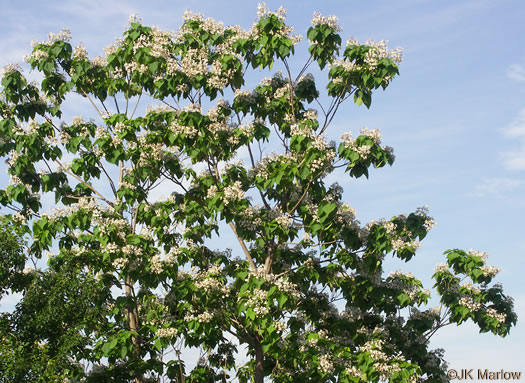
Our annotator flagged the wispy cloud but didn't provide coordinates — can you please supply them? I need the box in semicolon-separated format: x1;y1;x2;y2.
502;146;525;170
507;63;525;82
472;177;524;196
501;108;525;170
503;108;525;138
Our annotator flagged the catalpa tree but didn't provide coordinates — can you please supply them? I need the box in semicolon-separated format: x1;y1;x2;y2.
0;4;516;383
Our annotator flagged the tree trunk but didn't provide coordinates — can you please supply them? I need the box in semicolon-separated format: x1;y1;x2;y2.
255;340;264;383
125;274;143;383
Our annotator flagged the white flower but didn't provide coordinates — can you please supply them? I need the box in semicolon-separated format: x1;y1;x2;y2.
150;255;163;274
257;3;287;21
360;128;381;144
319;354;334;374
467;249;489;263
275;213;292;228
128;13;143;24
223;181;245;204
458;296;481;312
112;258;129;269
485;307;506;324
156;327;178;339
91;56;106;68
197;312;214;323
311;12;341;32
461;281;481;295
480;265;501;277
73;44;88;60
434;263;449;273
274;321;287;334
183;10;204;22
1;64;23;77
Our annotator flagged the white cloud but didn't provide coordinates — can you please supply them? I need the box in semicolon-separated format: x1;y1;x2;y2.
507;63;525;82
503;108;525;138
473;177;524;196
502;146;525;170
501;108;525;170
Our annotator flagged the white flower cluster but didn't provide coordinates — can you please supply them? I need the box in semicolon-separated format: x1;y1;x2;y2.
12;212;27;225
391;238;421;252
360;128;381;144
467;248;489;262
102;242;120;254
318;354;334;374
165;246;181;266
37;28;72;46
71;115;85;126
1;64;23;77
181;47;209;78
311;12;342;32
274;83;292;99
332;57;358;73
345;366;365;380
458;296;481;312
42;197;106;223
335;202;358;227
192;264;230;295
434;263;449;273
91;56;107;68
253;152;294;180
480;265;500;277
359;338;406;381
461;281;481;295
206;99;228;121
273;320;287;334
234;88;254;103
169;120;198;139
150;255;163;274
73;44;88;60
415;206;436;232
184;310;214;323
112;257;129;269
383;221;397;235
340;307;363;322
118;180;137;191
384;271;428;302
195;278;229;294
387;270;414;280
274;212;292;228
146;104;176;115
156;327;178;339
206;185;219;199
257;3;286;20
182;10;203;22
248;266;301;301
11;119;40;137
239;205;263;231
245;288;269;316
251;4;300;44
362;40;403;69
309;144;336;173
223;181;245;205
128;13;143;24
410;307;440;321
485;307;506;324
340;131;375;159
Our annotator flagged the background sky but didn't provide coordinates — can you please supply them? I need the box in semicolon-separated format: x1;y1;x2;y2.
1;0;524;379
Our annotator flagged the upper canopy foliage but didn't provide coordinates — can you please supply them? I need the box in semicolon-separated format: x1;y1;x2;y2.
0;4;516;383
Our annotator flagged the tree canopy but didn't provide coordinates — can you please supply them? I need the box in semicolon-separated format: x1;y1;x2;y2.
0;4;516;383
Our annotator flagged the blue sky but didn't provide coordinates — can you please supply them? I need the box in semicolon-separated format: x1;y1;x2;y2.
1;0;524;377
